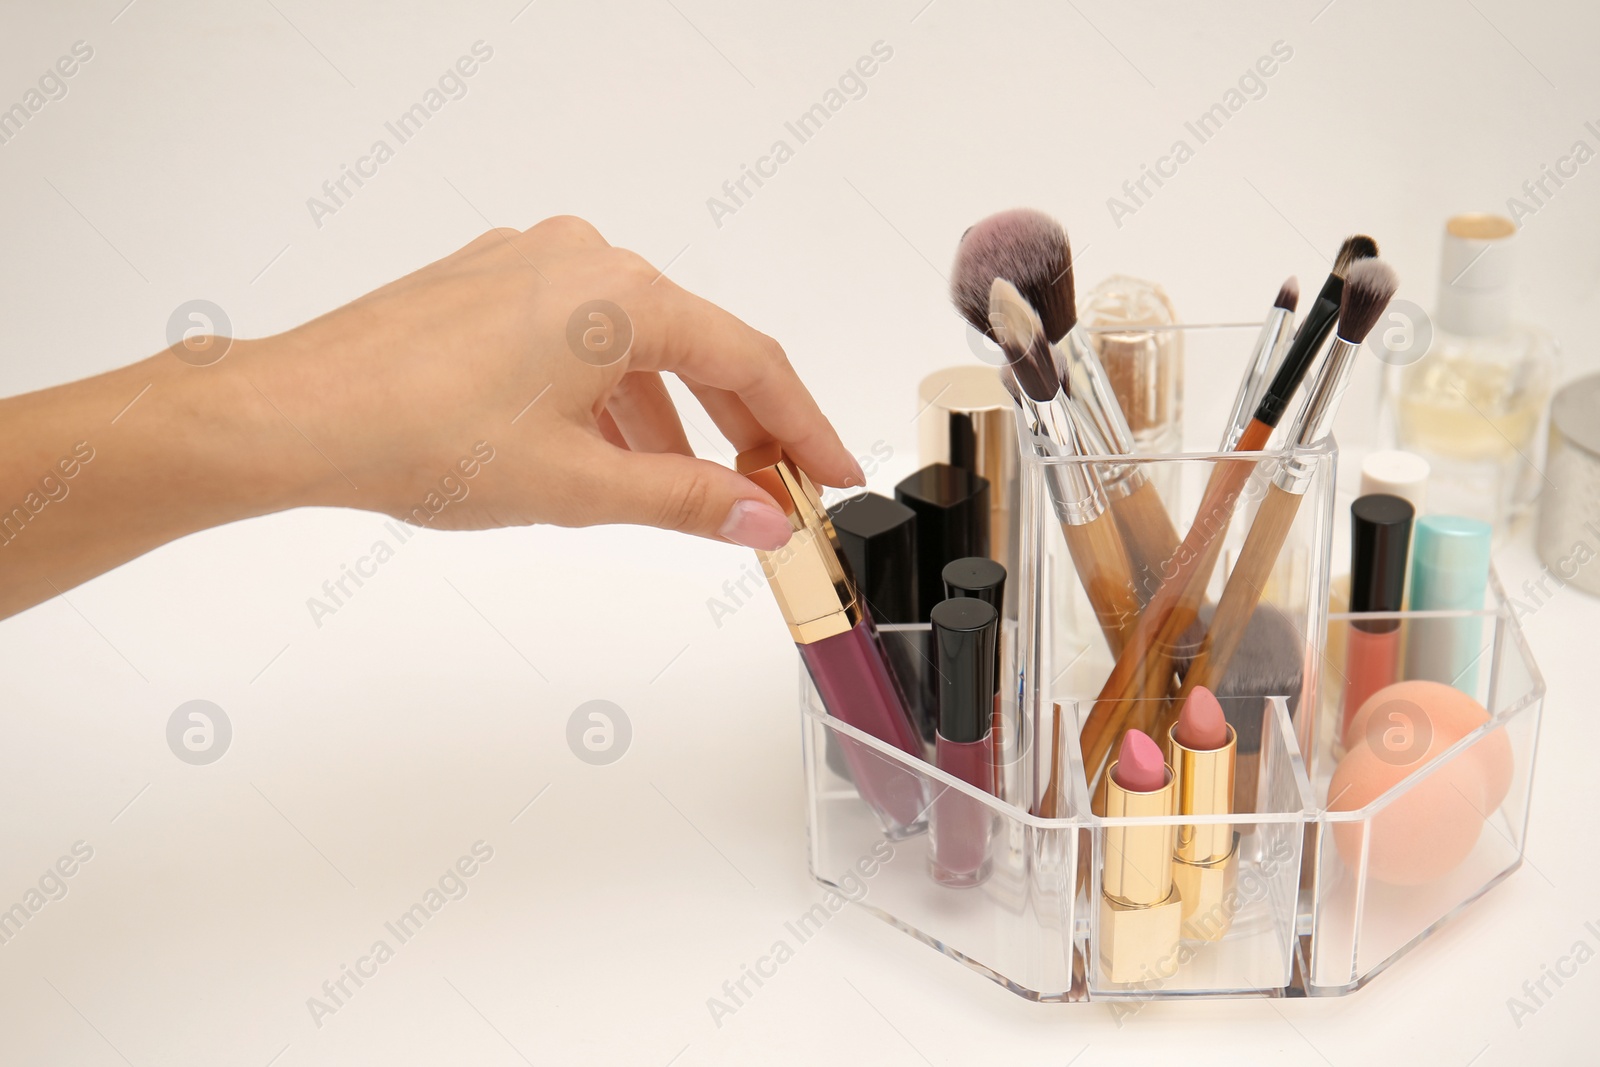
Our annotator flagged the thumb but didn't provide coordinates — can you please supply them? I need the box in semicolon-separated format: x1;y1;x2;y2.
580;443;795;549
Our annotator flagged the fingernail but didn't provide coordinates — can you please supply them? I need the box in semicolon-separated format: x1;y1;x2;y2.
719;500;793;550
847;457;867;487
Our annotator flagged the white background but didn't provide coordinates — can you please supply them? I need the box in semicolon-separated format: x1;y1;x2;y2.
1;1;1597;1064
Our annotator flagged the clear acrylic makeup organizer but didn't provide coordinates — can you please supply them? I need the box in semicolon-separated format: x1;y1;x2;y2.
799;323;1544;1001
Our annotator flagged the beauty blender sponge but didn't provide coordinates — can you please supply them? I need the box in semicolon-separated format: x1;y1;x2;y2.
1342;679;1512;811
1329;680;1513;885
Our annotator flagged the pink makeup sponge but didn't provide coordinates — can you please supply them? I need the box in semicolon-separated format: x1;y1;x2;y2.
1329;680;1513;886
1343;679;1512;810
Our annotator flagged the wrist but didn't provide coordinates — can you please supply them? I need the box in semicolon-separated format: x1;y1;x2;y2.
221;337;357;512
139;337;348;520
0;339;344;618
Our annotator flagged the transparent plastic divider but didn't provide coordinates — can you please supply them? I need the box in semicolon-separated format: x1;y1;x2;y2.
1073;695;1312;997
802;666;1080;1001
799;586;1542;1001
1305;580;1543;995
1018;441;1340;818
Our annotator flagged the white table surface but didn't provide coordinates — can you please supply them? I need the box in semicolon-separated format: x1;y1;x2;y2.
1;1;1597;1064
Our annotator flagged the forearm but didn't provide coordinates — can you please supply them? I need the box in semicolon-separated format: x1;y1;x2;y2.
0;221;858;620
0;342;331;618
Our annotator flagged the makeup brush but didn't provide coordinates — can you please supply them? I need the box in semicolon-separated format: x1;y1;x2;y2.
988;278;1141;656
1220;277;1299;451
952;210;1182;601
1255;236;1378;446
952;209;1076;342
1176;259;1400;711
1074;238;1380;787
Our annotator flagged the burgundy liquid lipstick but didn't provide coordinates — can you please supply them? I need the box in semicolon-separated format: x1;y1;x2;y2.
738;446;929;838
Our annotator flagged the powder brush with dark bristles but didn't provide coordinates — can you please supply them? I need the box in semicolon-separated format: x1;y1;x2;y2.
952;209;1076;343
986;276;1062;404
1331;258;1400;348
952;211;1114;445
953;209;1182;604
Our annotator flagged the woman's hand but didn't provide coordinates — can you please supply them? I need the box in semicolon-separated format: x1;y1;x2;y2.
0;217;862;618
261;215;863;544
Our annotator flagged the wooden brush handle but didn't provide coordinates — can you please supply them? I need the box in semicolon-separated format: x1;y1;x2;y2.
1059;510;1140;657
1087;527;1229;777
1139;531;1233;747
1039;703;1065;819
1075;423;1273;779
1108;474;1183;605
1177;482;1304;704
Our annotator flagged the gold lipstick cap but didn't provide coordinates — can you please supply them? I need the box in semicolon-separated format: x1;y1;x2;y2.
1098;762;1183;984
736;444;861;644
917;366;1017;577
1168;723;1239;941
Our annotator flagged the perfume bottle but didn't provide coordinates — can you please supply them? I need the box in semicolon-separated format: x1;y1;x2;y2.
1079;275;1182;457
1392;215;1557;541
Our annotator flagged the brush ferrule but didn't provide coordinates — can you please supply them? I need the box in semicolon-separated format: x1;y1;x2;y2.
1222;307;1295;451
1254;275;1342;429
1016;393;1107;525
1059;330;1151;498
1061;331;1136;456
1065;399;1141;499
1273;335;1359;494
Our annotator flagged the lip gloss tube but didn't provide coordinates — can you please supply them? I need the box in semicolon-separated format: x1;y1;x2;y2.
738;446;929;839
1099;730;1182;984
1342;494;1414;741
830;492;933;748
942;557;1011;802
929;597;999;887
828;492;923;776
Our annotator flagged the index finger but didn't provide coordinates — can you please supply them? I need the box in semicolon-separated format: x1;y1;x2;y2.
625;275;863;490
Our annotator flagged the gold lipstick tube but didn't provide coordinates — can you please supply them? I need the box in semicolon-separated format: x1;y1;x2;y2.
737;445;858;644
1168;724;1239;941
1098;762;1182;984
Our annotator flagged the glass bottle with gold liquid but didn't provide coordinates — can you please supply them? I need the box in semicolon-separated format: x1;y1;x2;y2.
1391;214;1557;542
